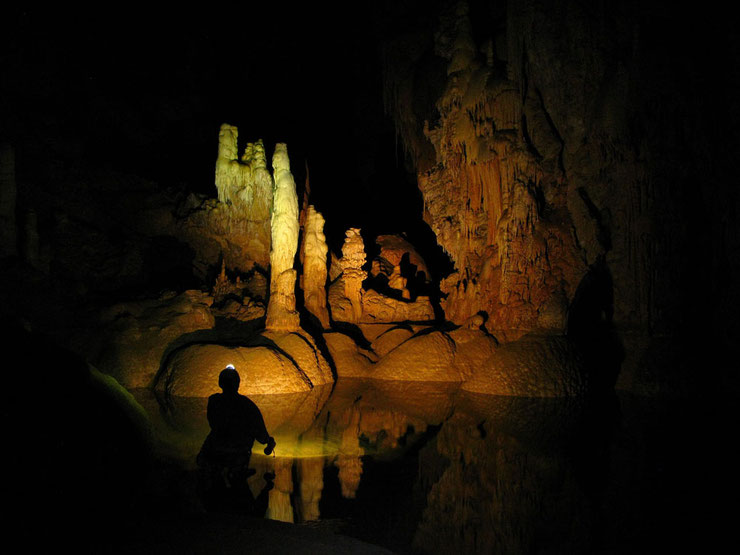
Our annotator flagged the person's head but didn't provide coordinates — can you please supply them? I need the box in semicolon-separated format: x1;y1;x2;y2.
218;365;240;394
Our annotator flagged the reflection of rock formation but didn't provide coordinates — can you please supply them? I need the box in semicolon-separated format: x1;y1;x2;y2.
266;458;294;523
300;206;330;329
413;395;606;554
296;457;324;521
266;144;300;331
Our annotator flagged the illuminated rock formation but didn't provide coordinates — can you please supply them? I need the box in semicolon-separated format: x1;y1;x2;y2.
81;290;216;389
372;331;459;382
383;1;585;337
266;144;300;331
388;265;410;299
360;289;434;323
299;205;330;329
329;228;436;324
323;331;376;377
188;123;275;271
373;234;430;283
328;228;366;323
160;328;332;396
462;335;587;397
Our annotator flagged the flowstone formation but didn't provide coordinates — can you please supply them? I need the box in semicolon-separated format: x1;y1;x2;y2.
266;144;301;331
384;1;586;339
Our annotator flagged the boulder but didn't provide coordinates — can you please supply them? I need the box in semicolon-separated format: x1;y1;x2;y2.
462;335;588;397
160;330;333;397
372;331;460;382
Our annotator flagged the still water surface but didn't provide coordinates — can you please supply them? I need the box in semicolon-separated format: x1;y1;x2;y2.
138;378;717;553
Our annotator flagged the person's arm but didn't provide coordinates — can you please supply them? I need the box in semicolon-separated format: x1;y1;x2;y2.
247;399;276;454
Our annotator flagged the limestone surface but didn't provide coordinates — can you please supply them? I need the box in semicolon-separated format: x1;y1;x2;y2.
160;330;332;397
82;290;216;389
462;335;588;397
371;331;460;382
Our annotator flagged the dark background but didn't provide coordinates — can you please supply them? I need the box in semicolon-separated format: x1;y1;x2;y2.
1;5;434;255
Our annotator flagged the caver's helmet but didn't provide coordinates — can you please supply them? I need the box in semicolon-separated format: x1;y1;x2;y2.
218;365;240;393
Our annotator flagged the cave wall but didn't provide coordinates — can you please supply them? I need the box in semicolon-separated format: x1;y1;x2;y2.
381;0;739;391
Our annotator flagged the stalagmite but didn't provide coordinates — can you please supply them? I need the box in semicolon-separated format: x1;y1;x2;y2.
300;205;330;328
207;123;274;270
340;228;366;323
265;143;300;331
214;124;243;206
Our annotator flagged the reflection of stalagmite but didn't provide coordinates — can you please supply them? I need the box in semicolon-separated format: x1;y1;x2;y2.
335;408;363;498
266;457;295;523
336;456;362;499
266;144;300;331
296;457;324;521
300;206;330;328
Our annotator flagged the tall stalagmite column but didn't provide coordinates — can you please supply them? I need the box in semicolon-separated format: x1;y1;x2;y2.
340;228;366;323
266;143;300;331
300;205;330;329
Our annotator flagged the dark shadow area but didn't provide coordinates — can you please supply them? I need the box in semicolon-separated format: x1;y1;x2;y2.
3;322;156;547
566;257;624;392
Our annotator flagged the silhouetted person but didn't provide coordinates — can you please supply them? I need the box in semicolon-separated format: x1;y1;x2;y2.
197;366;275;512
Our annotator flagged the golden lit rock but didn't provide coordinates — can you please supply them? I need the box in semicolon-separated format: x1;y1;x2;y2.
299;205;330;329
266;143;301;331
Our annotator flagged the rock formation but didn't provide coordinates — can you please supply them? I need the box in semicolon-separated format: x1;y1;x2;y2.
329;228;436;324
160;329;333;396
266;144;301;331
78;290;216;389
382;1;586;338
328;228;366;323
373;234;430;283
299;205;330;328
207;123;274;270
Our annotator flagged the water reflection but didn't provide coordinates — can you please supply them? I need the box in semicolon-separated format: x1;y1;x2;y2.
139;379;618;553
